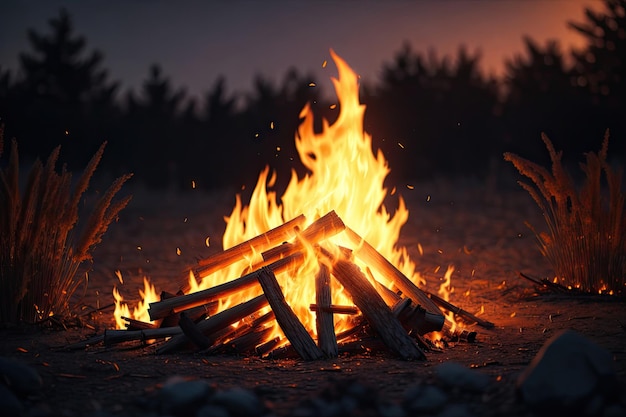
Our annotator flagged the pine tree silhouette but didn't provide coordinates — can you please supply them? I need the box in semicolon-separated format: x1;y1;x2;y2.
8;9;118;167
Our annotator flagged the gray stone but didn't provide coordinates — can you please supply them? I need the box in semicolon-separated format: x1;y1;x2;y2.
210;387;264;417
377;403;406;417
0;383;23;417
196;404;230;417
516;329;618;416
438;403;474;417
403;384;448;413
159;378;213;417
603;404;626;417
0;356;43;395
435;362;490;392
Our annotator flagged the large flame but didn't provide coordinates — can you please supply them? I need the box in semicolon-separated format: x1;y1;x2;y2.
115;51;429;344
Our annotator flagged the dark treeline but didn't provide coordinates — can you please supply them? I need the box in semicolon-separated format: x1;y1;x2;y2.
1;0;624;191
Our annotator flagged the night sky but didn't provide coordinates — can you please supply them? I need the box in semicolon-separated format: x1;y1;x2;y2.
1;0;604;100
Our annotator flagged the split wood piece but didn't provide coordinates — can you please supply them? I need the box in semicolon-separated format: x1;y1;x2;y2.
148;253;303;321
257;267;324;360
335;318;369;343
104;327;182;346
331;258;426;360
255;336;282;357
314;263;338;358
159;290;184;328
205;311;275;354
370;268;437;337
63;334;105;350
178;312;212;349
338;336;389;356
426;291;495;329
392;298;413;319
518;272;571;294
159;290;216;328
261;211;345;263
389;297;427;332
210;327;274;355
189;214;306;285
157;294;268;354
370;270;403;307
310;304;359;315
163;303;214;328
265;344;299;360
345;226;444;334
445;329;477;343
122;317;156;330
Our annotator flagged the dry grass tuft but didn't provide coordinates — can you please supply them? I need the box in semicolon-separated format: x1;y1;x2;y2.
0;126;132;324
504;131;625;295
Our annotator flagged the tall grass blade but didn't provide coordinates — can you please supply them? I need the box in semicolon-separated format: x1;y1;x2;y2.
0;127;132;324
504;131;625;295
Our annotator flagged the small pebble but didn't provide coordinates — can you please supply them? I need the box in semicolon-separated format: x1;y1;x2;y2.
403;384;448;413
196;404;230;417
435;362;490;393
0;383;23;417
159;378;213;416
438;403;474;417
0;356;43;395
210;387;265;417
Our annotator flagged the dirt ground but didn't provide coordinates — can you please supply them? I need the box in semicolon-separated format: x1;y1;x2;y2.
1;179;625;416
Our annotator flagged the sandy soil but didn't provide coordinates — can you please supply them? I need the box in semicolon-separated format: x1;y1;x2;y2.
1;179;625;416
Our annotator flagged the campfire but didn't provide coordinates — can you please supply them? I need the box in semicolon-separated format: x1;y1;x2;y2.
108;51;493;360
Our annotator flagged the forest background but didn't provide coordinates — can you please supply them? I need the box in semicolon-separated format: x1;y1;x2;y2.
1;0;625;192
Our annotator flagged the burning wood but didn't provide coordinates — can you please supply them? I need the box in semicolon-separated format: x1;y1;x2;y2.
103;326;182;346
205;311;275;355
261;211;346;263
157;294;269;354
121;316;156;330
209;326;274;355
178;311;213;349
426;290;495;329
309;304;359;315
147;253;303;321
257;267;325;360
345;227;445;334
330;257;426;360
314;263;339;357
96;210;490;361
190;214;306;284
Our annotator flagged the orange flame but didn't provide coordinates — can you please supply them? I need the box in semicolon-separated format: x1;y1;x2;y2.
113;276;159;329
438;265;460;334
114;51;439;345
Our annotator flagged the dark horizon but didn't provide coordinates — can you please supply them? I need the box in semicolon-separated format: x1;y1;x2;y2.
1;0;603;101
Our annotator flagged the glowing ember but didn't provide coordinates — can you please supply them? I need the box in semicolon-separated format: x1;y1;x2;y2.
113;51;448;347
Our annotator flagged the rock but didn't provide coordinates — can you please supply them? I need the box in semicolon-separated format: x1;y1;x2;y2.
0;356;43;395
159;378;213;417
435;362;490;393
438;403;474;417
516;329;618;416
210;387;265;417
403;384;448;413
0;383;23;417
603;404;626;417
293;380;399;417
377;403;406;417
196;404;230;417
